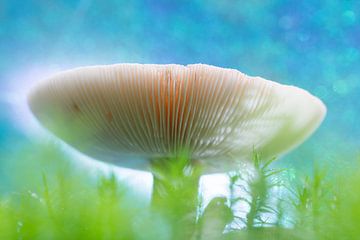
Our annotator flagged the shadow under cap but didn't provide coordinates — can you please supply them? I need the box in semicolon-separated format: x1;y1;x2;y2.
28;63;326;173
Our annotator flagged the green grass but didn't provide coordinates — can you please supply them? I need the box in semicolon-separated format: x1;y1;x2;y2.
1;143;360;239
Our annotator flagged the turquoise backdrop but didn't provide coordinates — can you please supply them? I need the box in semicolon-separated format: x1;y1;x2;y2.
0;0;359;189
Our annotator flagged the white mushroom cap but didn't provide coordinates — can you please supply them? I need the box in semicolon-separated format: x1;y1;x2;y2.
28;64;326;172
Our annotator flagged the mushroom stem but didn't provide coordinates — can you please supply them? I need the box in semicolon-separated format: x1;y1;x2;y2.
150;157;202;239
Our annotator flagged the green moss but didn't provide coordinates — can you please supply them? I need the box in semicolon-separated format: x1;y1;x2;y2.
1;143;360;239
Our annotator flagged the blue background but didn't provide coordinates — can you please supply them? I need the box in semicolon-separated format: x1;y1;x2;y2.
0;0;359;189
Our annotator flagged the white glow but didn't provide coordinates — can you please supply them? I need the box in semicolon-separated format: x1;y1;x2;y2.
200;173;230;207
2;64;63;137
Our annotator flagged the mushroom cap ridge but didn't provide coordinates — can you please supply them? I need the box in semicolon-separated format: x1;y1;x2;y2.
28;63;326;173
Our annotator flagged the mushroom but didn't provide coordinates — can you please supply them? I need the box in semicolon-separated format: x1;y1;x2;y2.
28;63;326;237
28;63;326;172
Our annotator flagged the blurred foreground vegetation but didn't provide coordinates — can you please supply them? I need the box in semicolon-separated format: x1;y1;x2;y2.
1;142;360;240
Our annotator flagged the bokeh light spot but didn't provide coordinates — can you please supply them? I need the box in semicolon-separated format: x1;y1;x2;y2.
332;81;349;96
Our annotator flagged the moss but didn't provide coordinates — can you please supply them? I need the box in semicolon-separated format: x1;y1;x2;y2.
1;143;360;239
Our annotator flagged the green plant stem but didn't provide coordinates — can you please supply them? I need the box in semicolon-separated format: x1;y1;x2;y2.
150;157;201;239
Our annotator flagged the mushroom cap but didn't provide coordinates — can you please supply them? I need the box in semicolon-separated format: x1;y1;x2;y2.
28;64;326;172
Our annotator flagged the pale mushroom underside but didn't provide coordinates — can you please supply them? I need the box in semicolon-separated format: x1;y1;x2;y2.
28;64;326;172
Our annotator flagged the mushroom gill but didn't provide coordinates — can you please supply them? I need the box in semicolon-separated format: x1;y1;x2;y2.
28;63;326;172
